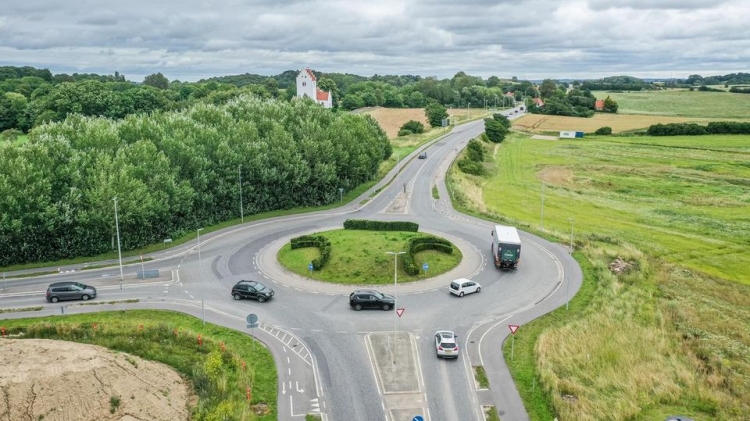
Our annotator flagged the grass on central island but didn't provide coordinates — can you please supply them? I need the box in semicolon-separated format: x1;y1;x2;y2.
277;229;462;284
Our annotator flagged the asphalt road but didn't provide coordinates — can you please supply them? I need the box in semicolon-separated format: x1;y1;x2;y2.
0;107;582;421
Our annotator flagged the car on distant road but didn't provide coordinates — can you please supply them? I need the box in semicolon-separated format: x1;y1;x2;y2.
349;289;395;311
435;330;459;358
46;282;97;303
418;152;427;159
449;278;481;297
231;280;275;302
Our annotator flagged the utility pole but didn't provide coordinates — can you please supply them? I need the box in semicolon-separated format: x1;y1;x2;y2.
239;166;244;223
113;197;124;289
540;181;545;231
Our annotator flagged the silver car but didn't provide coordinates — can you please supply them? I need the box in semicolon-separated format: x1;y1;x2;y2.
46;282;97;303
435;330;459;359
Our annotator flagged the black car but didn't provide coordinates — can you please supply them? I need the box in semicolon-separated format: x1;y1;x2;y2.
349;289;395;311
231;280;274;302
46;282;97;303
418;152;428;159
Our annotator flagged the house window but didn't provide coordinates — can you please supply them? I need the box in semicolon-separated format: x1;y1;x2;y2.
303;82;306;87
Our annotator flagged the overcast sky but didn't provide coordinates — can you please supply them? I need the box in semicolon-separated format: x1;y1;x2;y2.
1;0;748;82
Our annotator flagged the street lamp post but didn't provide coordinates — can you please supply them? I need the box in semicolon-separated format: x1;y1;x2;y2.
339;187;344;204
112;197;124;290
386;251;406;340
197;228;205;324
540;181;545;231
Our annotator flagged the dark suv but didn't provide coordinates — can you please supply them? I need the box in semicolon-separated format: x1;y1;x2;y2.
349;289;395;311
46;282;97;303
231;280;274;302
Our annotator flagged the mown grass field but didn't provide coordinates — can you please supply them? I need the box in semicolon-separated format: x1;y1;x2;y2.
448;132;750;420
591;89;750;119
277;229;462;284
1;310;277;420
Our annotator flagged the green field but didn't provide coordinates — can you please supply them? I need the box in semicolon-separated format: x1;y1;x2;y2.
592;89;750;119
449;132;750;420
484;134;749;283
277;229;462;284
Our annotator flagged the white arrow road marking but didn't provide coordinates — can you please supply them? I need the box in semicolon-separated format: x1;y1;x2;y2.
296;381;304;393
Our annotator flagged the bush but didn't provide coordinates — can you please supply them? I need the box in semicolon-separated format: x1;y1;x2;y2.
400;120;425;134
343;219;419;232
290;235;331;270
457;158;485;176
595;126;612;135
402;236;454;275
397;129;412;137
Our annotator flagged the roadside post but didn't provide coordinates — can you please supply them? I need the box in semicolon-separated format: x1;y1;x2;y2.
246;314;259;351
422;262;428;277
509;325;519;361
308;262;313;276
140;255;145;280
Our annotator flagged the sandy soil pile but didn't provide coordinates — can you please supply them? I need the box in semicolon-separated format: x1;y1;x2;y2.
0;339;190;421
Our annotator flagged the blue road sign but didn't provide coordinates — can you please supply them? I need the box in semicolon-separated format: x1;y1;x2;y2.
308;262;314;271
413;416;424;421
422;263;429;271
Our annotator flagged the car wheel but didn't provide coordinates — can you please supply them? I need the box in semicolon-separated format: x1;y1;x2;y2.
51;296;59;303
382;304;391;311
354;304;362;311
459;292;464;297
81;294;90;301
233;293;242;300
476;287;481;293
257;296;266;303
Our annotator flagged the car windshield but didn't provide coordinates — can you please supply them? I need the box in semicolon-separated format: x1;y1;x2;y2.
371;291;383;299
254;283;267;292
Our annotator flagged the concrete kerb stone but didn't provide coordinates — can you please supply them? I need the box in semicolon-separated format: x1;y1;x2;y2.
257;226;484;295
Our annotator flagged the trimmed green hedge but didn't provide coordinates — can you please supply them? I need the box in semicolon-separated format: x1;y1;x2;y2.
290;235;331;270
403;236;454;275
343;219;419;232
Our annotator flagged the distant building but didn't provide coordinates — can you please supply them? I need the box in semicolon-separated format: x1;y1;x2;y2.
595;99;605;111
533;97;545;107
296;68;332;108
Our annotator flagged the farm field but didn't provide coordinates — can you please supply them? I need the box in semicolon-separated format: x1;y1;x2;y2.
591;89;750;119
361;106;490;138
449;132;750;419
512;113;714;134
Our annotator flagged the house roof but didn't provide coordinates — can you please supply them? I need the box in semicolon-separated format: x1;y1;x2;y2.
595;99;604;109
505;92;515;97
533;98;544;106
304;68;316;81
316;89;329;101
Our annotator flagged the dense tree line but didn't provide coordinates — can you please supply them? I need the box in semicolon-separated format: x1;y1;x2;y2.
684;73;750;86
0;96;391;265
526;79;612;117
0;67;279;133
580;76;655;91
647;121;750;136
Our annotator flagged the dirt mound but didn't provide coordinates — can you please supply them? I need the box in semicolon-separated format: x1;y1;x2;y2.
0;339;190;421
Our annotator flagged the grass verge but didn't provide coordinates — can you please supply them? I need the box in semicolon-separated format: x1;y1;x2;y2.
474;365;489;389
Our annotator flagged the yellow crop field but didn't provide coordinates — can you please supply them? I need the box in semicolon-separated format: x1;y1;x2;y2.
511;113;715;134
361;107;477;138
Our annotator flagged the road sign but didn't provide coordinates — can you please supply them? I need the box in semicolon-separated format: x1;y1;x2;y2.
396;308;405;317
413;416;424;421
246;313;258;326
308;262;314;271
509;324;519;334
422;263;429;271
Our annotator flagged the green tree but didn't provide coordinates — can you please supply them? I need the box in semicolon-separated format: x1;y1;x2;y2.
603;96;619;113
539;79;557;99
424;102;448;127
484;117;507;143
341;94;364;110
143;72;169;89
263;78;280;98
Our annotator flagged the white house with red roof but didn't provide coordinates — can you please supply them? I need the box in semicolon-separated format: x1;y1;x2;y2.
296;68;332;108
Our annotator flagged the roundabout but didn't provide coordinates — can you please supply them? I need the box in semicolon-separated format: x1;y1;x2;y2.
0;117;582;421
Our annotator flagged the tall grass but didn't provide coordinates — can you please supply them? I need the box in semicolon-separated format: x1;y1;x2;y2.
591;89;750;119
451;132;750;419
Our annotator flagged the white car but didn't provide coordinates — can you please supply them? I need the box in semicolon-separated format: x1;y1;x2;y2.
449;278;481;297
435;330;459;359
